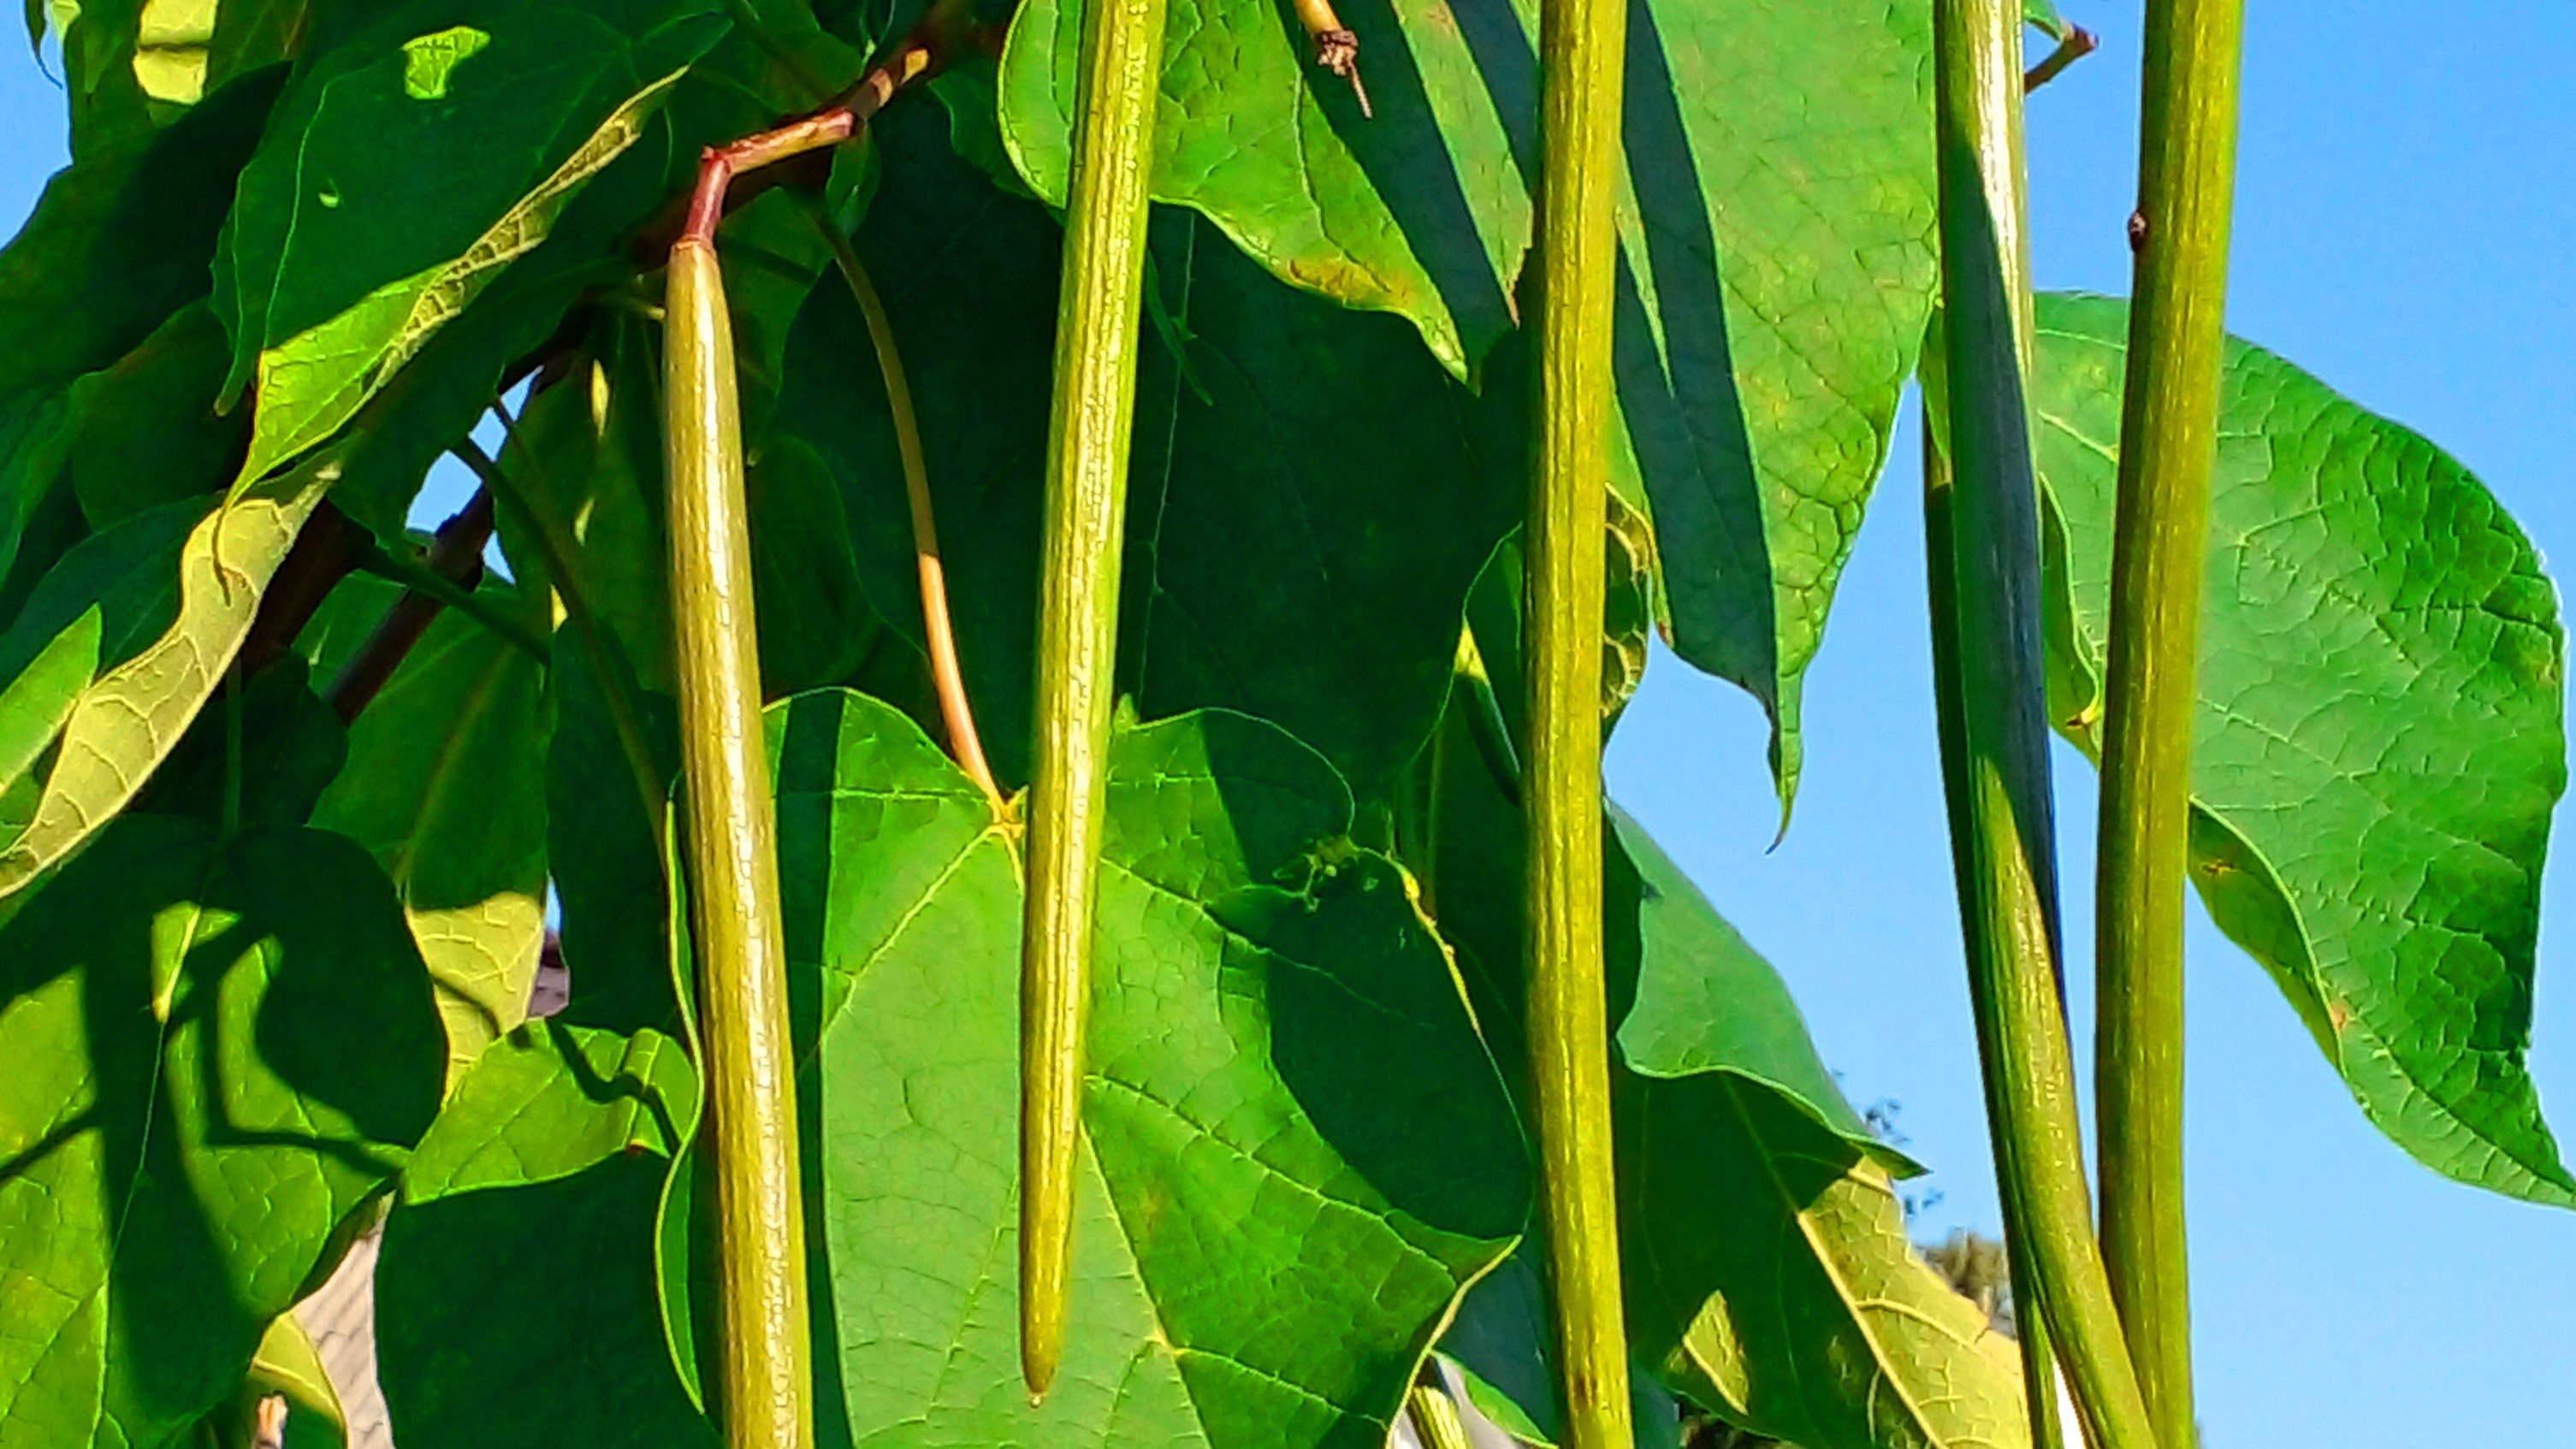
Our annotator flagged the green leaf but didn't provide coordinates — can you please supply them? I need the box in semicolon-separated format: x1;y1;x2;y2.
1616;1065;2029;1448
312;599;554;1085
781;103;1523;798
57;304;252;531
217;0;727;489
0;64;282;413
2022;0;2068;41
2030;291;2575;1206
997;0;1939;803
376;1022;712;1449
773;689;1530;1446
0;814;445;1448
0;606;100;792
0;444;346;901
546;633;681;1033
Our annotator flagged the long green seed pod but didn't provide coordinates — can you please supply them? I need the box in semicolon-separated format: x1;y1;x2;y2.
1925;3;2155;1448
2096;2;2242;1441
1019;0;1170;1399
665;235;814;1449
1922;428;2063;1449
1525;0;1630;1431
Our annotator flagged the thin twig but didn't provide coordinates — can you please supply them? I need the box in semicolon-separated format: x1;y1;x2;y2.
326;490;498;721
453;425;666;833
350;529;553;663
2024;23;2097;92
811;210;1008;815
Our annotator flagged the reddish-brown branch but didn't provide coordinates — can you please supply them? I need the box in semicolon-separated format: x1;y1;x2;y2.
325;489;497;721
654;3;969;255
239;500;361;677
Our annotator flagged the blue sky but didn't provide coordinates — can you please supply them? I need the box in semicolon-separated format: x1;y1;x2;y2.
1;5;2566;1446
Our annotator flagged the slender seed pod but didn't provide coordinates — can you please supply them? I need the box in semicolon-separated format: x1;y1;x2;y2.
1525;0;1630;1430
665;234;815;1449
2096;3;2242;1441
1922;429;2064;1449
1925;2;2156;1447
1019;0;1170;1399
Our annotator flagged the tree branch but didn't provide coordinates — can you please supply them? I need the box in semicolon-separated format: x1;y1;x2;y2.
325;489;496;721
2024;23;2097;92
641;0;974;258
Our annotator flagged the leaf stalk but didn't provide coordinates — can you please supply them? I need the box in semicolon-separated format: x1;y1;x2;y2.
2095;2;2242;1442
1525;0;1631;1433
812;213;1007;816
1925;2;2157;1447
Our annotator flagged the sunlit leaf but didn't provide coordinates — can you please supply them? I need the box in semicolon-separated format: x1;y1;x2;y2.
2032;292;2574;1206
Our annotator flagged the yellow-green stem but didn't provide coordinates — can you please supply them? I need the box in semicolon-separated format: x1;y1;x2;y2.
1922;427;2063;1449
1525;0;1629;1430
1926;2;2155;1447
664;239;814;1449
1019;0;1169;1398
2096;3;2241;1442
813;211;1006;816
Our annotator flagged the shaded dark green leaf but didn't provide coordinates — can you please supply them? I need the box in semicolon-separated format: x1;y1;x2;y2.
0;63;282;411
376;1022;711;1449
0;815;444;1447
312;597;554;1084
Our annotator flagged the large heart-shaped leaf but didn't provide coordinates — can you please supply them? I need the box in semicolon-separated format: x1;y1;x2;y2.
779;98;1523;799
779;689;1530;1446
2029;292;2573;1206
216;0;726;488
0;814;444;1449
312;599;554;1085
997;0;1939;803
